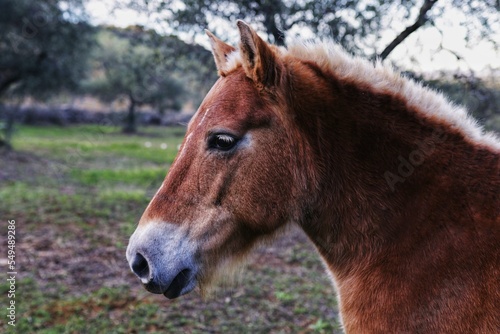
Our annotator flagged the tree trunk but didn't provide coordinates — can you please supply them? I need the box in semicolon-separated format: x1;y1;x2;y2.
123;96;137;134
0;104;14;151
260;0;285;45
266;17;285;46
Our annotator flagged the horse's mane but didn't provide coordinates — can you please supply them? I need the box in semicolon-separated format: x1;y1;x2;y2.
224;40;500;151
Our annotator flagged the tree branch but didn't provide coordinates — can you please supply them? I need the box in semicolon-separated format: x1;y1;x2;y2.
379;0;439;60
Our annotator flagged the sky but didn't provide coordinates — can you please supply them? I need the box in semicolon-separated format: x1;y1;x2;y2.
86;0;500;76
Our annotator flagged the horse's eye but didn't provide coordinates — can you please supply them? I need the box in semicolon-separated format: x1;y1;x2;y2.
209;133;238;151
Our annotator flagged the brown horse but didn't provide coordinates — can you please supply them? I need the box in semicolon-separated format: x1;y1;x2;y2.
126;21;500;333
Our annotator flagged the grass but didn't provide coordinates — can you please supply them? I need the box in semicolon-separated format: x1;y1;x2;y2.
0;124;341;333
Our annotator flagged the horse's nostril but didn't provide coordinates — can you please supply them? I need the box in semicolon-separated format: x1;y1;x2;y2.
131;253;150;282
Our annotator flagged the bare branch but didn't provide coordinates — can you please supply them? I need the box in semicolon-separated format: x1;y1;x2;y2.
379;0;439;60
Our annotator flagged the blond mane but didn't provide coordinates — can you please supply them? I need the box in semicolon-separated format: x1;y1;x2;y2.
224;40;500;151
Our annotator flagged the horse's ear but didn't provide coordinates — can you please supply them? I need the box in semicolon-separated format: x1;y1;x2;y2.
205;30;236;76
237;20;281;87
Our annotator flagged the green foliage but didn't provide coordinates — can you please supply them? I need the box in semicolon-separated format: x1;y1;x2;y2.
309;318;338;333
88;28;185;108
0;0;94;148
85;26;216;133
0;0;95;98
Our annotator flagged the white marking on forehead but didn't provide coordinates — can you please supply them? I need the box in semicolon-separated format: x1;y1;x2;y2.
144;131;195;215
161;131;194;185
199;108;211;126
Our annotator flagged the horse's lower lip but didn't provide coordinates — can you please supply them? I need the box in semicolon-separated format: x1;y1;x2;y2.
163;268;193;299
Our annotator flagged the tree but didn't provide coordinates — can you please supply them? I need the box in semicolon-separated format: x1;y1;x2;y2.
123;0;499;62
0;0;94;149
123;0;500;132
87;26;213;133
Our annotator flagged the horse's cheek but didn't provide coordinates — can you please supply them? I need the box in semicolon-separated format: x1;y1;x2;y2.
234;163;290;231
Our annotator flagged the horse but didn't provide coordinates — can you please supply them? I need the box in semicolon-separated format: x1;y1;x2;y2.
126;21;500;333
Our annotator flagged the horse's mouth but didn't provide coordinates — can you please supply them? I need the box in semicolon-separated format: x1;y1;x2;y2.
162;268;196;299
140;267;197;299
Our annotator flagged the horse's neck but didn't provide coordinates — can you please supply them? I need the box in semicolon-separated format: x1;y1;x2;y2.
294;75;499;276
285;55;499;332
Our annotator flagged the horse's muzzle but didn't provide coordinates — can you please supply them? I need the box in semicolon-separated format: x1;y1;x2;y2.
126;222;198;299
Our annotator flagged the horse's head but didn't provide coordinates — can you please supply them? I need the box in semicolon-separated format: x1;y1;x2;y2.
126;21;317;298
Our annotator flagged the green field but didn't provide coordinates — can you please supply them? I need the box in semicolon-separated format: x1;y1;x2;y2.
0;125;341;333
